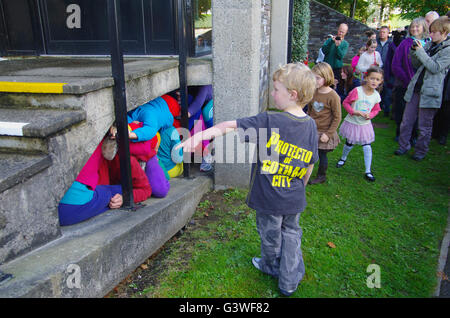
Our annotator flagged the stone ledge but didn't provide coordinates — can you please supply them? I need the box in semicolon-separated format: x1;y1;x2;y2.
0;56;212;95
0;153;52;193
0;173;213;298
0;108;86;138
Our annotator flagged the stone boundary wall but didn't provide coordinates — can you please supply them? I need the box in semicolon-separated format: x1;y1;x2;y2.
260;0;271;111
308;0;374;64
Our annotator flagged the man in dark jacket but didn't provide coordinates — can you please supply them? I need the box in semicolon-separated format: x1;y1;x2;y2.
377;26;393;116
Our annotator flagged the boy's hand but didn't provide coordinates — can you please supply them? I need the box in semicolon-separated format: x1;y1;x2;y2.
320;133;329;143
176;133;203;152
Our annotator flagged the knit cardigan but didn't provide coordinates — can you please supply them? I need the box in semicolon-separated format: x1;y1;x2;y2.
391;38;416;88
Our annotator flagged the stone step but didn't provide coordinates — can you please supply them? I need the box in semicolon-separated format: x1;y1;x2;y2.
0;56;212;110
0;172;213;298
0;153;52;193
0;108;86;138
0;108;86;153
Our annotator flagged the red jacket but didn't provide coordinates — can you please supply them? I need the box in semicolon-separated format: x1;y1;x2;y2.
99;154;152;203
108;155;151;203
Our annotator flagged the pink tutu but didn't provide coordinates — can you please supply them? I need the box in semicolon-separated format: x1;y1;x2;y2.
339;120;375;145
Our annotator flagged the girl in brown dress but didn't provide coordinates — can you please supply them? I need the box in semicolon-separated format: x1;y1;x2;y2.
308;62;342;184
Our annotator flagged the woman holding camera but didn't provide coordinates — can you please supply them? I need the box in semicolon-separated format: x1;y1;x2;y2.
394;17;450;161
391;17;429;141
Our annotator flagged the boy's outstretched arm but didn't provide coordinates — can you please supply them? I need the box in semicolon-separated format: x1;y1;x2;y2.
303;164;315;186
176;120;237;152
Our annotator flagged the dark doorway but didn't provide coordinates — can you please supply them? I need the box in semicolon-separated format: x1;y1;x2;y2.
0;0;178;56
0;0;44;56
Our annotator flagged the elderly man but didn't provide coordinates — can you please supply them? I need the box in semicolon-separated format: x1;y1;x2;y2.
425;11;440;26
321;23;349;80
377;26;393;116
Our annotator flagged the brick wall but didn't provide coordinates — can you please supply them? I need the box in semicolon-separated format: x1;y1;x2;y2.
308;0;374;64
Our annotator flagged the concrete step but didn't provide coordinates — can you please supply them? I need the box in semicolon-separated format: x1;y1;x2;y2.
0;172;213;298
0;153;52;193
0;108;86;138
0;108;86;153
0;56;212;110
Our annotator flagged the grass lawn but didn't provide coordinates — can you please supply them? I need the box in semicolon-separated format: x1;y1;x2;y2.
108;114;449;298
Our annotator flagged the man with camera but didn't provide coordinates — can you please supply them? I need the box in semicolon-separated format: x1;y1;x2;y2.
321;23;349;81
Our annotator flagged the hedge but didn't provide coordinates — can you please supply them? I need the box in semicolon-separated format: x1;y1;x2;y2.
292;0;310;63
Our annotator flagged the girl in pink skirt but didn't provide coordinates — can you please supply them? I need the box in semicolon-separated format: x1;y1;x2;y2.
336;66;383;181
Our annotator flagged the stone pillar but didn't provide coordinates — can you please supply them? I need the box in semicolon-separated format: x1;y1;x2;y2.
212;0;262;189
269;0;290;107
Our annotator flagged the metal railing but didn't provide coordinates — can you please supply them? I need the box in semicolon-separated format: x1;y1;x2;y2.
106;0;191;208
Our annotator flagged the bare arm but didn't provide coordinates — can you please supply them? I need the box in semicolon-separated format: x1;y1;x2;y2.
176;120;237;152
303;164;315;186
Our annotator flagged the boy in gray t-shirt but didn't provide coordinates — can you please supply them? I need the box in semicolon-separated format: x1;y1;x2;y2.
177;63;318;296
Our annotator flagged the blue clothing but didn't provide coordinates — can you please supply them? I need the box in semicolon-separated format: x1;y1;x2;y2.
202;99;214;128
189;106;202;130
188;86;213;130
336;78;361;102
376;38;392;66
58;185;122;226
60;181;94;205
157;126;183;172
188;85;213;117
127;97;174;142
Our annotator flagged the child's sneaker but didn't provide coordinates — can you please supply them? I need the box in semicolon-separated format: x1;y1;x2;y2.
251;257;278;277
252;257;263;271
365;172;375;182
200;153;213;172
336;158;346;168
279;287;296;297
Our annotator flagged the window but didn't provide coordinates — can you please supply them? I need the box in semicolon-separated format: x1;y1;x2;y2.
192;0;211;56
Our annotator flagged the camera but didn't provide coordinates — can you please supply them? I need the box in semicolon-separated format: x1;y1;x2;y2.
335;36;341;41
412;40;419;48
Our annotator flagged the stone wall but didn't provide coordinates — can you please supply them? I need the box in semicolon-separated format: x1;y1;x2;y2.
212;0;262;189
260;0;271;111
308;0;374;64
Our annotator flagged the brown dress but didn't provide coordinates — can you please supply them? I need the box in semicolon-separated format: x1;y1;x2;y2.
307;89;342;150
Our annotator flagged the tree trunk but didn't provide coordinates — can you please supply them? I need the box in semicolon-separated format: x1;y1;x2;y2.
379;0;385;25
350;0;357;19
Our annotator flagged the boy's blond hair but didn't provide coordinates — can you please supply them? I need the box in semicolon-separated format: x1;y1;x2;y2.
272;63;316;107
430;16;450;34
311;62;335;87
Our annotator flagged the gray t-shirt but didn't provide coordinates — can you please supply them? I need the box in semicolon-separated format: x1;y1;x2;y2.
236;111;319;215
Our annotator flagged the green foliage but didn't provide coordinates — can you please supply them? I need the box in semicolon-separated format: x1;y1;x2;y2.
193;0;211;21
292;0;311;63
316;0;375;23
194;14;212;28
316;0;449;24
394;0;449;20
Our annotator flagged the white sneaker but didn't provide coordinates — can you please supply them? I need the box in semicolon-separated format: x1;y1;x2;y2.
200;153;213;172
